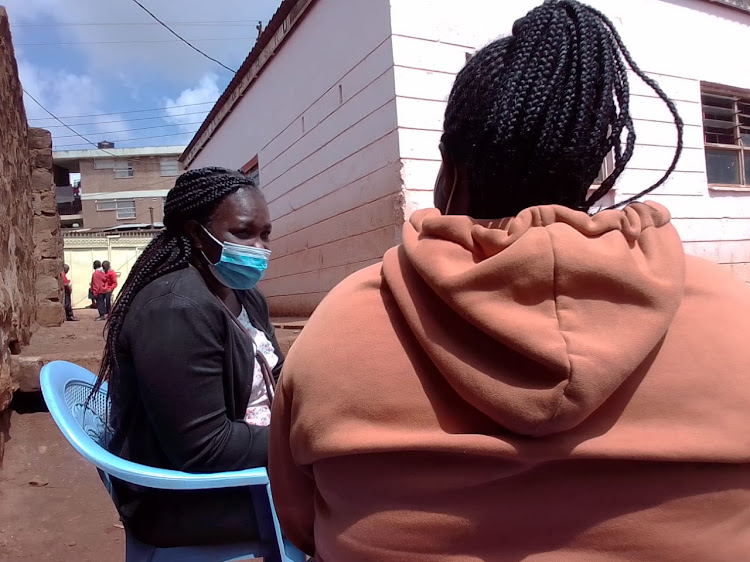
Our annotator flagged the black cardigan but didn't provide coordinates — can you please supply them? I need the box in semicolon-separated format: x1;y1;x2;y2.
108;266;284;547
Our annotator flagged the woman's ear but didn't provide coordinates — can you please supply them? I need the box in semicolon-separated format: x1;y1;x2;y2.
434;143;470;215
184;220;204;252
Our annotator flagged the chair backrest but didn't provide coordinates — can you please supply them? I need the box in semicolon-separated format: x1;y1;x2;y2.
64;375;111;447
40;361;306;562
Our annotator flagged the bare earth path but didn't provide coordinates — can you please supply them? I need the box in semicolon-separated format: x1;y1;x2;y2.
0;308;304;561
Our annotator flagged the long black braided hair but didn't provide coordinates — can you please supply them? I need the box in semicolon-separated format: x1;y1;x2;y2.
442;0;684;219
94;167;261;402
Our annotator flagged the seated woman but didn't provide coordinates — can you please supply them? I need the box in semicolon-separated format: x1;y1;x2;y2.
269;1;750;560
97;167;283;548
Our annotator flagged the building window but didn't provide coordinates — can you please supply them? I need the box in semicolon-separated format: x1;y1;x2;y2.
702;87;750;188
115;200;136;220
114;159;134;179
97;199;137;220
93;158;115;170
160;157;180;177
593;151;615;185
241;156;260;187
96;201;117;211
247;165;260;187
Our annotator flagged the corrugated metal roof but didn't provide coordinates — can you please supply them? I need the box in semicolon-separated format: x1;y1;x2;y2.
180;0;317;166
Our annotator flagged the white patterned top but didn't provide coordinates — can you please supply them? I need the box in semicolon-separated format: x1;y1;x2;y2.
237;307;277;427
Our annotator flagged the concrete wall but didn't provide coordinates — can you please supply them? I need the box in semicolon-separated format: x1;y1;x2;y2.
0;6;36;457
389;0;750;282
189;0;401;315
29;128;64;328
81;194;166;229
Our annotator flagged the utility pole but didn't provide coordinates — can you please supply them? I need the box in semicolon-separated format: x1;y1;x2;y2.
149;207;154;228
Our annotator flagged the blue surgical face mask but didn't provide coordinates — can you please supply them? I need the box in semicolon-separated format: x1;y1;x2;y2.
200;226;271;290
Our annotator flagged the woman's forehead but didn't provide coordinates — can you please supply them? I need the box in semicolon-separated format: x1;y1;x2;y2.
212;189;269;223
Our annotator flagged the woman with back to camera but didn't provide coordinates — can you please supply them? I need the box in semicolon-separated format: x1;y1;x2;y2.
96;167;284;550
269;1;750;560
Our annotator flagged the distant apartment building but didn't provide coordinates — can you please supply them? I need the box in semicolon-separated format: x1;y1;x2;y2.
53;144;185;230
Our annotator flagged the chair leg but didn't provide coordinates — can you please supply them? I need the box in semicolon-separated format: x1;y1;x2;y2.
250;486;282;562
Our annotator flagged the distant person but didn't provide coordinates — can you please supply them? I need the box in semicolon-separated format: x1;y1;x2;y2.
101;261;118;316
269;1;750;560
95;167;283;549
62;264;78;321
91;260;107;321
88;262;98;309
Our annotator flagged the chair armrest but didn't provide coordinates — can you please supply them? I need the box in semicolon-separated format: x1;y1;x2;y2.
87;445;270;490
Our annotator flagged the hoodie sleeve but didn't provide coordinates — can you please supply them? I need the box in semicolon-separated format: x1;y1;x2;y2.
269;376;316;556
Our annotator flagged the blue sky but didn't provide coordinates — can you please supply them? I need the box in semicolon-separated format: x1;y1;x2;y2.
4;0;283;150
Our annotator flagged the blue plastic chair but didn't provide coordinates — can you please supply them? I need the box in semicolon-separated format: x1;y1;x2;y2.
41;360;306;562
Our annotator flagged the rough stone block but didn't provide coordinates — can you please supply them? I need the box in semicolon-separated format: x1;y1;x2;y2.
10;355;43;393
10;352;100;393
31;168;53;193
32;149;53;171
28;127;51;150
34;233;63;260
32;191;57;216
36;258;63;279
35;302;64;329
35;275;60;301
33;214;60;234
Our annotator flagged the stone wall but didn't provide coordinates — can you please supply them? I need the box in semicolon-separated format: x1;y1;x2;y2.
30;128;64;328
0;6;36;459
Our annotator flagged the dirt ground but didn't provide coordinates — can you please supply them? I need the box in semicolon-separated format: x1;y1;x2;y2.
0;410;124;561
0;307;304;562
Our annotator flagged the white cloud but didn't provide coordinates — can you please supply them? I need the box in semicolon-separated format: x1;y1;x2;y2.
164;74;220;133
3;0;282;148
18;58;131;148
4;0;281;78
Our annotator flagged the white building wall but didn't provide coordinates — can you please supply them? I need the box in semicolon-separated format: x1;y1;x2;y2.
189;0;401;315
389;0;750;283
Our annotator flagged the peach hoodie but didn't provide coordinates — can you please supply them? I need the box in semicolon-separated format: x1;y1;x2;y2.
270;202;750;561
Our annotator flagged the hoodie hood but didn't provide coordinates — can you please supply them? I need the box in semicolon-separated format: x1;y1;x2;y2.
381;202;686;437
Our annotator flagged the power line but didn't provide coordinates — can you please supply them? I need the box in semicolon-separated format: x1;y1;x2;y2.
18;37;256;46
55;120;205;139
42;110;211;127
23;88;117;155
129;0;236;73
14;21;268;27
54;130;199;148
28;101;217;121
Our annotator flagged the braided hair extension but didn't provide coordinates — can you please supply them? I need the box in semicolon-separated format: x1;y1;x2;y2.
442;0;684;219
93;167;260;402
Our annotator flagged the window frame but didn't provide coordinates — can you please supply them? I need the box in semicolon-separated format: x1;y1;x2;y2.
241;155;260;187
96;200;117;212
113;159;134;179
96;199;137;220
159;157;180;177
93;158;115;170
115;199;137;220
701;83;750;190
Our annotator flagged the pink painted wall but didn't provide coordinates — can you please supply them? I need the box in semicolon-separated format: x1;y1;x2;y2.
189;0;401;315
389;0;750;283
